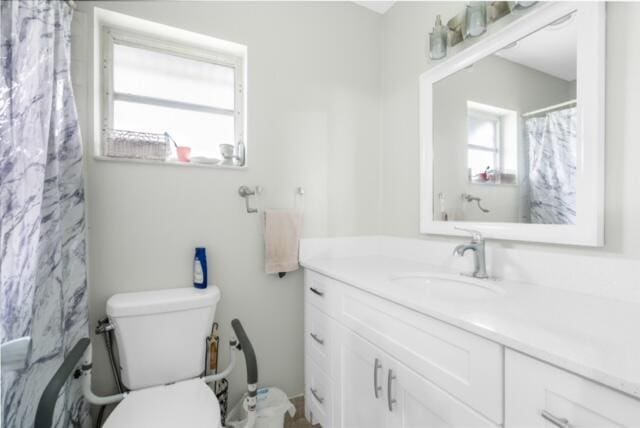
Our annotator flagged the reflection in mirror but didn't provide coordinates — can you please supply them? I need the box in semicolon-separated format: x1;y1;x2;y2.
433;12;577;224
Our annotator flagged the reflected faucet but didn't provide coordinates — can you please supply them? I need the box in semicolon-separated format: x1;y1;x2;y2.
453;228;489;279
461;193;490;213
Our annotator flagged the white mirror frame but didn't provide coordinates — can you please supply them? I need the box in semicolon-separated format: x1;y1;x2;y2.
419;2;605;246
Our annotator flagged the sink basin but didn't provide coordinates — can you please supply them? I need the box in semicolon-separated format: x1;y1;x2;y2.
389;272;505;299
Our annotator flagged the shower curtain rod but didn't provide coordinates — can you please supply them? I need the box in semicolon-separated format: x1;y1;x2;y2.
522;99;576;118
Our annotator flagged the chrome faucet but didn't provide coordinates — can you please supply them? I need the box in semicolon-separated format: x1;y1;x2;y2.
453;228;489;279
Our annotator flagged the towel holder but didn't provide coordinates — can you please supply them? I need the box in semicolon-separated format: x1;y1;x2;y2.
239;186;259;213
239;186;304;214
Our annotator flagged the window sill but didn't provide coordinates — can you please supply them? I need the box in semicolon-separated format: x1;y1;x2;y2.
93;155;247;170
469;173;517;186
469;181;518;187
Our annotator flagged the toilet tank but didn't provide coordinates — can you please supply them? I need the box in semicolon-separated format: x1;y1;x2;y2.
106;286;220;390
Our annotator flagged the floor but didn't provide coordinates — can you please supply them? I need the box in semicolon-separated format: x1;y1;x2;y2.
284;396;321;428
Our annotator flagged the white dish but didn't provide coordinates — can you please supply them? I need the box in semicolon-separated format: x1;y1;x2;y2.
190;157;220;165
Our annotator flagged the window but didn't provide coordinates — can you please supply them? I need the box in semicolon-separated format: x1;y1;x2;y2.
101;27;245;165
467;101;518;184
467;111;500;179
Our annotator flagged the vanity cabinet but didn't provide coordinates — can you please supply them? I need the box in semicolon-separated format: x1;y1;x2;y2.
506;350;640;427
304;269;640;428
304;270;501;427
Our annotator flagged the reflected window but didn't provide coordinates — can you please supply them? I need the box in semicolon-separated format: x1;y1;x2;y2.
468;112;499;178
467;101;517;184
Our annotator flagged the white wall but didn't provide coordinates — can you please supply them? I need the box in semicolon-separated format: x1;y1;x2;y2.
74;0;381;407
380;2;640;261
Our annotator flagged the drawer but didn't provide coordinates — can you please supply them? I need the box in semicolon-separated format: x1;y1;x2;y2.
305;356;333;427
340;285;504;424
307;392;328;427
305;303;337;378
304;270;341;318
506;350;640;427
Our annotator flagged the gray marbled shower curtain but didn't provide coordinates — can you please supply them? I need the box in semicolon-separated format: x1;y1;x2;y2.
524;107;577;225
1;1;89;426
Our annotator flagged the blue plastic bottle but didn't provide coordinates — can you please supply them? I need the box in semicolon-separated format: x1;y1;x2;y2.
193;247;208;289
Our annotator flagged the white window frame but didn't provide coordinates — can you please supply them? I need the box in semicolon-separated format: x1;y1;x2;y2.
100;25;245;165
467;109;501;178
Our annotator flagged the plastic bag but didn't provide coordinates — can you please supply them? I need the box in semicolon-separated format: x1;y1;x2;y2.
226;387;296;428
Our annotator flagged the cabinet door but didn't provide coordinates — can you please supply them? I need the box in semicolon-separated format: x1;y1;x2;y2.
338;327;388;428
386;357;498;428
506;350;640;427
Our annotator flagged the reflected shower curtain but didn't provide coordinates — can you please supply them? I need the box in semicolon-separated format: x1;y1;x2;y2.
524;107;577;224
1;1;89;426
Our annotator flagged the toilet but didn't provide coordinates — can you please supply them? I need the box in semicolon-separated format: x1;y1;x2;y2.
102;286;222;428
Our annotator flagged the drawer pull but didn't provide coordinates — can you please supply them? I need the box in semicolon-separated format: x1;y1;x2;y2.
309;287;324;297
373;358;382;398
541;410;571;428
387;369;397;411
309;332;324;345
310;387;324;404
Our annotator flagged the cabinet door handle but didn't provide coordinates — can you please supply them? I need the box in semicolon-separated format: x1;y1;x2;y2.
309;287;324;297
387;369;397;411
310;387;324;404
541;410;571;428
373;358;382;398
309;332;324;345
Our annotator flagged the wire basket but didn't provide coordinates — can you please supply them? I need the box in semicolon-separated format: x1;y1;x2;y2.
104;129;170;161
216;378;229;425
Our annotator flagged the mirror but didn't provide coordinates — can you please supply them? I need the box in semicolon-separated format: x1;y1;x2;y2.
420;3;605;245
433;13;576;224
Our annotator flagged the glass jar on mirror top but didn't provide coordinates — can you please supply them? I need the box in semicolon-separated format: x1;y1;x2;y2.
512;1;537;10
465;2;487;37
429;15;448;60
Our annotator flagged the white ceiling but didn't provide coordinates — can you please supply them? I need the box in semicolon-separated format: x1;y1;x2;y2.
353;1;396;14
494;13;577;81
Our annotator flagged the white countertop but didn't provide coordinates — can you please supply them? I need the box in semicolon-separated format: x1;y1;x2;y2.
301;255;640;400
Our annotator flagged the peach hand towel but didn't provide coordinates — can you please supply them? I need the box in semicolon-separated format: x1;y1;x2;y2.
264;210;302;274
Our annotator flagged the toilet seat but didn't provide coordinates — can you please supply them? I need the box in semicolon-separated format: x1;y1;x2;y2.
103;377;221;428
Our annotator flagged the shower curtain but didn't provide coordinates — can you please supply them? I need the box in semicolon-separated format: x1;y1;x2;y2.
524;107;577;224
1;1;89;426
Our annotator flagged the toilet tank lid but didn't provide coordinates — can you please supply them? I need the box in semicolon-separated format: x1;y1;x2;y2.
107;287;221;318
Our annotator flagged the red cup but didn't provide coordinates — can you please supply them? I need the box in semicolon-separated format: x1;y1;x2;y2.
177;146;191;162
